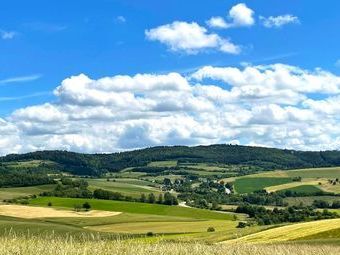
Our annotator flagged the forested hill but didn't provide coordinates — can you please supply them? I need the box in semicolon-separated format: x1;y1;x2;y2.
1;145;340;176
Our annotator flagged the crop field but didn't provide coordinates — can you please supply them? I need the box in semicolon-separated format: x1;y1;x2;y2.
86;178;160;197
1;231;340;255
280;185;323;194
245;167;340;179
147;161;178;167
29;197;234;220
265;179;326;193
225;218;340;244
0;184;56;201
234;177;293;193
0;205;120;219
88;220;235;234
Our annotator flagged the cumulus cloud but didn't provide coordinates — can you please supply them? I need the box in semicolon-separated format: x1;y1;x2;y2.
228;3;255;27
207;3;255;29
145;21;240;54
1;64;340;155
260;15;300;28
206;17;228;29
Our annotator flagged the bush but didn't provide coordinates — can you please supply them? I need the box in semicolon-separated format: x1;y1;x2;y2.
237;222;247;228
146;232;154;237
82;202;91;211
47;202;52;207
207;227;215;232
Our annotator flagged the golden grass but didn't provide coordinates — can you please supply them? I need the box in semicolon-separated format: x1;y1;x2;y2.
265;179;327;193
0;233;339;255
86;220;235;234
224;219;340;244
0;205;121;219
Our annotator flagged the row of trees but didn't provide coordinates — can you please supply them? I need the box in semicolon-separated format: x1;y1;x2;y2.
313;200;340;209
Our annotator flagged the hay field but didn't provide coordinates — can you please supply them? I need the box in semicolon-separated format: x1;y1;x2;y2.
224;218;340;244
0;205;120;219
1;233;340;255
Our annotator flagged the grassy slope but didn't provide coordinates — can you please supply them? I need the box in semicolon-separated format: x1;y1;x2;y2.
86;179;160;198
280;185;323;194
30;197;234;220
234;177;292;193
225;219;340;244
0;185;56;201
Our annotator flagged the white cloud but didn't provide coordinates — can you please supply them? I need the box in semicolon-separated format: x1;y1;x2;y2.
0;74;42;85
227;3;255;27
116;16;126;24
145;21;240;54
206;17;228;29
206;3;255;30
260;15;300;28
0;30;17;40
1;64;340;155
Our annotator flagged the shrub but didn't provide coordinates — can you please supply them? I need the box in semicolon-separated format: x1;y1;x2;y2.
207;227;215;232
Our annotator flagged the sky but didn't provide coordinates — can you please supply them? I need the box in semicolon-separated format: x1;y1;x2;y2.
0;0;340;155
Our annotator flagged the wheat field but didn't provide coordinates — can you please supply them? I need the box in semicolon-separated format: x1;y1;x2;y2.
0;233;339;255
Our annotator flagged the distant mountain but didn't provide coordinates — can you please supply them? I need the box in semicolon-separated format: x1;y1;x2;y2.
1;145;340;176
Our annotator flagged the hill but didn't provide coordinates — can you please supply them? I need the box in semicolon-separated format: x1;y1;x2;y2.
1;145;340;176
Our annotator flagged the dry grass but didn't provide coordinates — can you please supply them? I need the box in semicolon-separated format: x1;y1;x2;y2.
0;205;121;219
0;233;339;255
224;219;340;244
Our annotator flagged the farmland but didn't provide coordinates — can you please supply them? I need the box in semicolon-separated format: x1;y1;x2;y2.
0;147;340;253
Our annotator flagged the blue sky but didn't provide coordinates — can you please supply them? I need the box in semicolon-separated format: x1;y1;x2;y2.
0;0;340;154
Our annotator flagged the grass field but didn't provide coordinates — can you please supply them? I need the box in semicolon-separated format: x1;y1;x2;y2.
265;179;326;193
280;185;323;194
87;220;235;234
225;218;340;244
29;197;234;220
0;184;56;201
2;233;340;255
86;178;160;198
147;161;178;167
234;177;293;193
243;167;340;179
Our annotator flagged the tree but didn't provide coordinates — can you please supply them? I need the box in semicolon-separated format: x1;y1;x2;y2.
148;193;156;203
83;202;91;211
157;194;163;204
140;193;147;203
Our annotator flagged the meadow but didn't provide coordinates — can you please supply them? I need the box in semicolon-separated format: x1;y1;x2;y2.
233;177;293;193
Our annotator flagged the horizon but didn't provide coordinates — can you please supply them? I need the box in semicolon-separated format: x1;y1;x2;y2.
1;143;338;157
1;0;340;155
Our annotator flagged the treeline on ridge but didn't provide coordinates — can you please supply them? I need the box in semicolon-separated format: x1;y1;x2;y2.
1;144;340;176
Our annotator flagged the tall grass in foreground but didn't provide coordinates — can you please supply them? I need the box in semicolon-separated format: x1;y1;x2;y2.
0;233;339;255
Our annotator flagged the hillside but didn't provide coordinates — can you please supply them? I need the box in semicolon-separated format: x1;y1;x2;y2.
1;145;340;176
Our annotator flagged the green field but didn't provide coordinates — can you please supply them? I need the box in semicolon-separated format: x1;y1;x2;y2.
280;185;323;194
86;178;160;198
0;185;56;201
147;161;178;167
30;197;234;220
234;177;293;194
